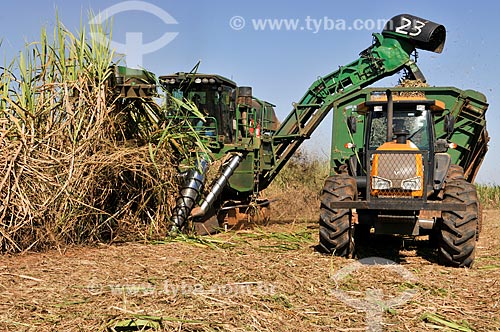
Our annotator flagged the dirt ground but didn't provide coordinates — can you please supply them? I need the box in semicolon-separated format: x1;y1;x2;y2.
1;210;499;332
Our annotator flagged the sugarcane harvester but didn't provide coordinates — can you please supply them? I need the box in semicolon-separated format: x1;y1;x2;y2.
159;74;279;234
114;14;488;267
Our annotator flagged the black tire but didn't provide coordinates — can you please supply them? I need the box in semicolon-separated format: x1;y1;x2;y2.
445;164;481;240
438;179;479;267
319;175;356;257
446;164;466;181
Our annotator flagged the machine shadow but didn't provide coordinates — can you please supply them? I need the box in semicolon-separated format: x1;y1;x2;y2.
354;234;439;265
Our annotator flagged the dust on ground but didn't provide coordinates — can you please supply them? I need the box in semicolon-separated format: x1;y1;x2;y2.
1;211;499;331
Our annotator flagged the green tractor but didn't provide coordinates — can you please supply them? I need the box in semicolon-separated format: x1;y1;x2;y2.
114;14;488;267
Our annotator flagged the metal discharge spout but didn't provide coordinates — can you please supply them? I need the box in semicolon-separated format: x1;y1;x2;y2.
171;157;209;229
192;153;243;218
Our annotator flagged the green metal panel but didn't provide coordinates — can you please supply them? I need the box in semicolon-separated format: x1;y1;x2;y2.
330;93;369;173
228;153;255;193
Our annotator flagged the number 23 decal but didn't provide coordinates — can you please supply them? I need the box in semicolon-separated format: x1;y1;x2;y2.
395;17;426;37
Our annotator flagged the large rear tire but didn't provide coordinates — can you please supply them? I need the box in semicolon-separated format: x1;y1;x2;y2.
319;175;356;257
438;178;479;267
446;164;465;181
444;165;481;239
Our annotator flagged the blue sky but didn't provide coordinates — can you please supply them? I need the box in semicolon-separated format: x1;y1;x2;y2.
2;0;499;183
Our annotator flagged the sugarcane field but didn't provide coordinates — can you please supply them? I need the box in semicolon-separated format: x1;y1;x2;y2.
1;3;499;332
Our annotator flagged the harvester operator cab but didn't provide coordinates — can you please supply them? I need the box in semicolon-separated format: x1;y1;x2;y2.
160;73;280;144
160;73;238;143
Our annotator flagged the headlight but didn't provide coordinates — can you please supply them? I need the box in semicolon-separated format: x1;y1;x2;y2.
401;177;422;190
372;176;392;190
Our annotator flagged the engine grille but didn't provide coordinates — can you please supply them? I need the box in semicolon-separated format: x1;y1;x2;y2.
370;152;424;197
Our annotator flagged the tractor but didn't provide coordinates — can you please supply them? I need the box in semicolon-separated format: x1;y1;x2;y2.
320;88;487;267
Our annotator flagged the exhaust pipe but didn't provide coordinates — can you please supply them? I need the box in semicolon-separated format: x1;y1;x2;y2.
191;153;243;219
386;89;394;142
171;157;209;230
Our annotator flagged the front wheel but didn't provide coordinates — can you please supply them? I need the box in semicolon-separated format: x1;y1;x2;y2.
438;179;479;267
318;175;357;257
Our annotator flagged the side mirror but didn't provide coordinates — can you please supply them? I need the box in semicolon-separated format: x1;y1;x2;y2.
347;115;357;134
444;114;455;135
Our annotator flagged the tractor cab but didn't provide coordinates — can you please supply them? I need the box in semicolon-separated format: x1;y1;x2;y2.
354;91;451;199
358;93;446;149
367;102;433;151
